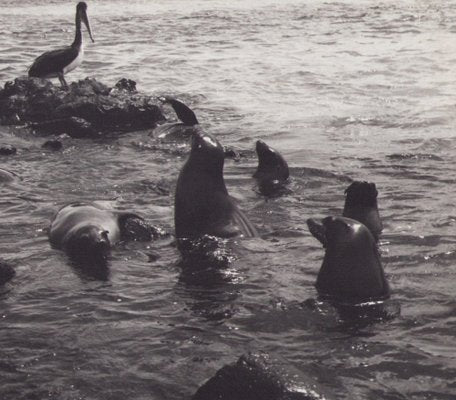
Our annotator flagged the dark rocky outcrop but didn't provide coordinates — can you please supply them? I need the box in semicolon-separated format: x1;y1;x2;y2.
192;353;334;400
0;77;165;137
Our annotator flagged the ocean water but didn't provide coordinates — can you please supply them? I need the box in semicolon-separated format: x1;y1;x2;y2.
0;0;455;399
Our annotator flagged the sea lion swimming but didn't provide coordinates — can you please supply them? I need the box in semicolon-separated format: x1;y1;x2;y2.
343;181;383;241
307;216;389;302
154;97;199;141
49;202;153;265
253;140;289;195
175;131;258;239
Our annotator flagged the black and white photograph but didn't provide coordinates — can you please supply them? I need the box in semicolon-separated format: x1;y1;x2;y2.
0;0;455;399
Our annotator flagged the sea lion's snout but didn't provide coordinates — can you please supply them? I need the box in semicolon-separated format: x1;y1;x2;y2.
307;218;327;247
65;226;111;264
255;140;270;155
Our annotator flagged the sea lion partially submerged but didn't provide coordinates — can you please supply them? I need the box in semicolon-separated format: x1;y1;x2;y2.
49;202;155;265
343;181;383;241
175;131;257;239
253;140;289;195
307;216;389;302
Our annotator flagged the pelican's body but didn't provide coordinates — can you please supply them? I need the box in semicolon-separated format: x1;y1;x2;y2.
28;2;94;88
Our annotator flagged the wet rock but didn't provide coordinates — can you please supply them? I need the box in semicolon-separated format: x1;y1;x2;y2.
0;145;16;155
224;146;241;161
0;77;165;137
147;252;161;263
42;139;63;151
32;116;96;138
0;259;15;285
192;352;333;400
114;78;137;92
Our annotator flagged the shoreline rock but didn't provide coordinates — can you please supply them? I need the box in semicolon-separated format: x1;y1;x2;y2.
0;77;166;137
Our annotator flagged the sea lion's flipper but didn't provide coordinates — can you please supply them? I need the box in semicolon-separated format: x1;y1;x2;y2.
117;213;164;241
117;213;150;241
203;206;257;239
162;97;199;126
231;206;258;238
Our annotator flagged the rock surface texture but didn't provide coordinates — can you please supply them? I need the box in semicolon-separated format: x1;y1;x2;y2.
0;77;165;137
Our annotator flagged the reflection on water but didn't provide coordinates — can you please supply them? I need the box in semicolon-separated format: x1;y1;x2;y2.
0;0;456;399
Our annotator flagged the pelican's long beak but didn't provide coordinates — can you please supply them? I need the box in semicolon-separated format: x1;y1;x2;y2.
81;9;95;43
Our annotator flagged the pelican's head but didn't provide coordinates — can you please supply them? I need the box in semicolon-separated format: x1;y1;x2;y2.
77;2;95;43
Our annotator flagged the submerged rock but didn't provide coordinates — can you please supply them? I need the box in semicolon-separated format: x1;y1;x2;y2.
31;116;96;138
0;259;15;285
0;77;165;137
192;352;333;400
0;168;17;183
0;145;16;155
42;139;63;151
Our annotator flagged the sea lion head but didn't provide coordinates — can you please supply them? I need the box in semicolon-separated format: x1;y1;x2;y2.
307;216;389;302
187;131;225;176
253;140;289;196
254;140;289;181
343;181;382;241
344;181;378;208
64;225;110;265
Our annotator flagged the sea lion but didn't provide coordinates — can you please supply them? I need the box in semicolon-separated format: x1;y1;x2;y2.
175;131;258;239
307;216;389;302
49;202;153;264
343;181;382;241
154;97;199;141
253;140;289;195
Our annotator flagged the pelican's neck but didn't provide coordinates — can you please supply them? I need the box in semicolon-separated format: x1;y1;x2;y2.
72;12;82;48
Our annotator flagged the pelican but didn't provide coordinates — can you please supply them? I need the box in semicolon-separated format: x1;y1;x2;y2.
28;2;95;88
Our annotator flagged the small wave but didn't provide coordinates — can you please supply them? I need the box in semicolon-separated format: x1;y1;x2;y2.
386;153;444;162
330;115;448;130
